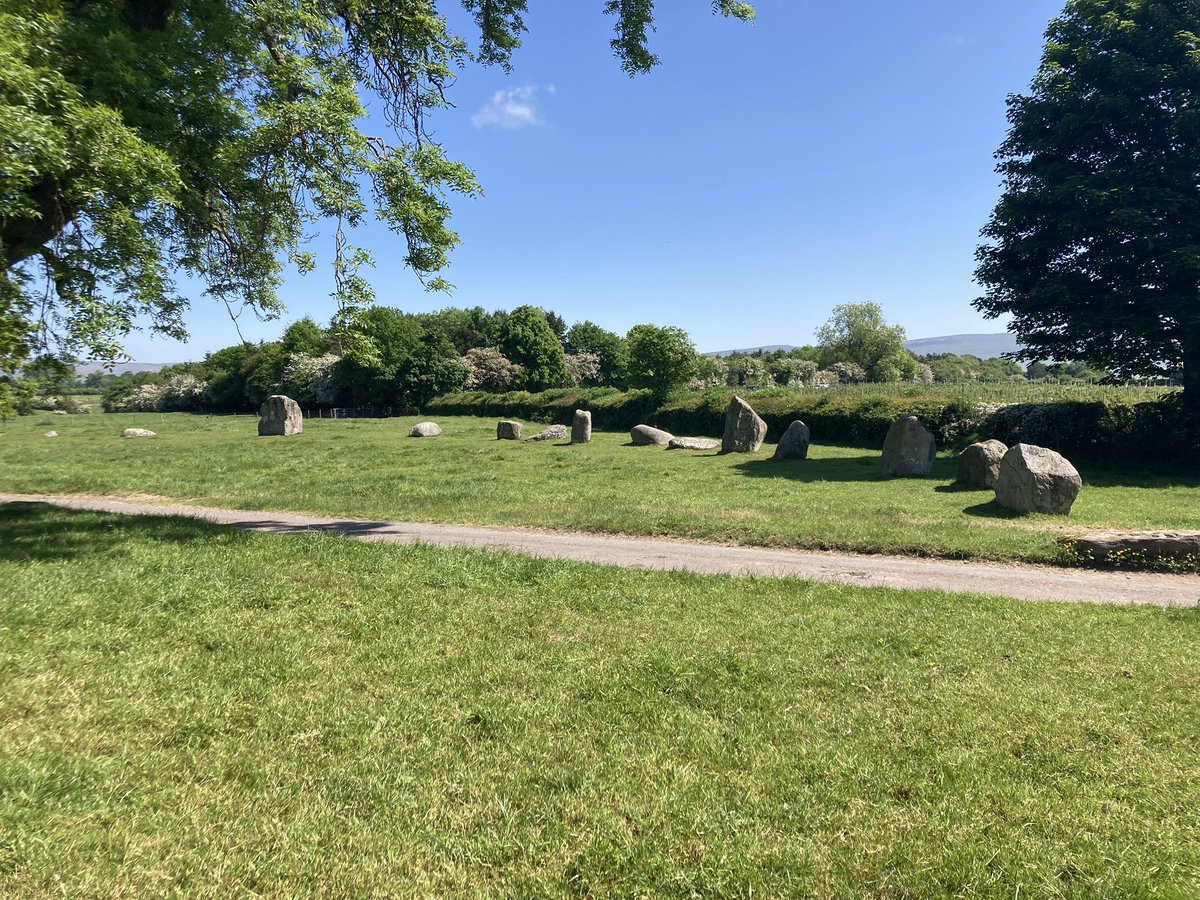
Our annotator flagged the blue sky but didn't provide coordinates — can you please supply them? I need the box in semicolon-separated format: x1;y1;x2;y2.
129;0;1065;360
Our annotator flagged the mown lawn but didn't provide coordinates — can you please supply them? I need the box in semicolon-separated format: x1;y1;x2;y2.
1;503;1197;897
2;413;1199;566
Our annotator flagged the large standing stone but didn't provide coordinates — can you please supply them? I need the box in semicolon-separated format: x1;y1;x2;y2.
667;436;721;451
772;420;811;461
955;439;1007;489
527;424;568;442
994;443;1082;514
122;428;157;438
630;424;673;446
258;395;303;436
880;416;935;477
571;409;592;444
496;420;523;440
409;422;442;437
721;395;767;453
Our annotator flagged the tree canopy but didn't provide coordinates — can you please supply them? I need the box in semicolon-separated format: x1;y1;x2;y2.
974;0;1200;407
626;324;698;398
815;302;918;382
0;0;754;368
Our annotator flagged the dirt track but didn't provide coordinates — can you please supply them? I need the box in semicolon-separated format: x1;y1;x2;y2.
3;492;1197;608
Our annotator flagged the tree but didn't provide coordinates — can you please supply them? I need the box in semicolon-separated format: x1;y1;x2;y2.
280;318;327;359
975;0;1200;410
815;303;918;382
498;306;567;390
625;324;698;398
564;321;629;386
461;347;523;391
1;2;753;367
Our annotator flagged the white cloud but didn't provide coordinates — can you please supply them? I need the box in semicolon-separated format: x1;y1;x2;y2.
471;85;544;129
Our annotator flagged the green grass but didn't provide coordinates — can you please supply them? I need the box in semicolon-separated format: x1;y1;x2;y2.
2;503;1198;897
2;413;1199;567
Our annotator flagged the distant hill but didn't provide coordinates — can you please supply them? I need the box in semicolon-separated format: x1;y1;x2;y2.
75;362;170;375
705;345;797;357
904;333;1023;359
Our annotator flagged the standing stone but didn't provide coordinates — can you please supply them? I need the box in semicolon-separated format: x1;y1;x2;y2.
630;424;673;446
955;439;1007;489
409;422;442;437
667;436;721;451
571;409;592;444
994;443;1082;514
880;416;935;477
497;420;523;440
527;424;568;442
772;420;811;461
258;395;303;436
122;428;157;438
721;395;768;453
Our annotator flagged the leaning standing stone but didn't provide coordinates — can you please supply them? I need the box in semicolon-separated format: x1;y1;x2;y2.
571;409;592;444
527;424;568;442
772;420;811;460
409;422;442;437
880;416;935;476
630;424;673;446
497;420;523;440
721;395;767;453
994;443;1082;514
122;428;157;438
258;395;303;436
955;439;1007;489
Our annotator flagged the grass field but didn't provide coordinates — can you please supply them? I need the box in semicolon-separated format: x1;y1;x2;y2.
3;413;1199;568
2;503;1198;897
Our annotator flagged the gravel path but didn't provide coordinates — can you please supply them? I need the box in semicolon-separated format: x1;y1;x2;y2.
3;492;1197;608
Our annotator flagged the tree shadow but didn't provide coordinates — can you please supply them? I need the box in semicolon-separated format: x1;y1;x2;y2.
962;499;1029;519
0;502;245;563
1076;463;1200;491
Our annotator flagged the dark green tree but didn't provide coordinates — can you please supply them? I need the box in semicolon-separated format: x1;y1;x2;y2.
498;306;568;390
815;303;917;382
565;320;629;386
393;331;469;408
280;318;327;359
625;324;698;398
1;1;752;367
975;0;1200;410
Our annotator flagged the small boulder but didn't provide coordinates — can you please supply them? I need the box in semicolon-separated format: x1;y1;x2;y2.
527;424;568;442
881;416;935;477
571;409;592;444
258;395;303;436
721;395;767;453
772;420;811;461
409;422;442;437
1070;531;1200;565
122;428;156;438
955;439;1007;489
994;444;1082;515
668;436;720;451
497;420;523;440
43;431;59;438
630;424;673;446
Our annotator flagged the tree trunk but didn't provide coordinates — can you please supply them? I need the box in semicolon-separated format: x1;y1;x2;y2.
1;176;72;269
1182;327;1200;422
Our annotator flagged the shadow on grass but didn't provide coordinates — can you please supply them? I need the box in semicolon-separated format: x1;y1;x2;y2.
732;455;955;484
962;499;1029;519
1077;464;1200;490
0;502;244;562
934;482;989;494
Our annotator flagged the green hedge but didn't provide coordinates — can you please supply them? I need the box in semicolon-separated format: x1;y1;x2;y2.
426;388;1197;462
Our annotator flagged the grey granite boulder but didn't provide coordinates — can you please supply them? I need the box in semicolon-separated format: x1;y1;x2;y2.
258;395;303;436
994;444;1082;514
571;409;592;444
772;420;811;460
527;424;568;442
955;439;1007;488
122;428;157;438
721;395;767;453
1071;531;1200;564
43;431;58;438
409;422;442;437
630;424;673;446
667;436;720;451
496;420;523;440
880;416;935;477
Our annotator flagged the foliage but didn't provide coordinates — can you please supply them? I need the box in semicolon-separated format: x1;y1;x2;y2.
564;320;629;386
816;302;918;382
564;351;602;387
975;0;1200;406
1;2;751;367
279;318;327;359
281;352;341;405
626;324;698;398
498;305;568;391
921;353;1024;384
461;347;523;392
392;330;468;409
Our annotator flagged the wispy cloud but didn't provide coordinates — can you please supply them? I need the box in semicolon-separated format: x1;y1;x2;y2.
471;85;548;130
